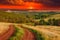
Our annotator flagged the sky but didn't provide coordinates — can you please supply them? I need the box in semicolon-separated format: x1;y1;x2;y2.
0;0;60;10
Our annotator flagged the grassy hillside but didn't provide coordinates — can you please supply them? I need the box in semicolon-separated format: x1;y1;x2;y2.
9;26;24;40
20;24;60;40
45;14;60;21
0;11;31;23
0;11;60;40
0;11;60;26
36;13;60;26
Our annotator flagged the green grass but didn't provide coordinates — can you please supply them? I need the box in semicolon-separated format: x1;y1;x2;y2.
29;29;44;40
45;14;60;21
26;28;45;40
9;26;24;40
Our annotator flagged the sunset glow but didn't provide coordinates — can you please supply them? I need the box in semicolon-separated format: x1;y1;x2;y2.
7;0;24;5
0;1;60;10
0;2;44;10
28;6;33;9
25;2;43;9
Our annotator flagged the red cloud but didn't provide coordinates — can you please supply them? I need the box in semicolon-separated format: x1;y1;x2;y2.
0;0;60;10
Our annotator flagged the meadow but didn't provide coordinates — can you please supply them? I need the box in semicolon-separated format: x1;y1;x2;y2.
0;11;60;40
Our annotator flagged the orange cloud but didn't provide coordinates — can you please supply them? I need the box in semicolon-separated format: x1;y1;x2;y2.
0;2;43;9
7;0;24;5
0;2;60;10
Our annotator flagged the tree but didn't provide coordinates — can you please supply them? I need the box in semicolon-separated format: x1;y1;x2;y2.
56;19;60;26
39;19;46;25
48;19;52;25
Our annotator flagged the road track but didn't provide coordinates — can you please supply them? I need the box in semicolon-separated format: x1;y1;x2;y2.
0;25;15;40
21;29;36;40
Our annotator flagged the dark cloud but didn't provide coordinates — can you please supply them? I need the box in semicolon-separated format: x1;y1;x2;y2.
0;0;24;5
0;0;60;6
0;0;10;4
38;0;60;6
24;0;60;6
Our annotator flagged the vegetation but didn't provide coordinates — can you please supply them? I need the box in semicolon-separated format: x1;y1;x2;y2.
0;10;60;40
0;11;31;23
0;11;60;26
39;19;60;26
21;27;45;40
29;29;45;40
9;26;24;40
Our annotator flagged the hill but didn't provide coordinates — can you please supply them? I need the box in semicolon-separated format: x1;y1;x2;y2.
0;11;31;23
45;14;60;21
0;11;60;26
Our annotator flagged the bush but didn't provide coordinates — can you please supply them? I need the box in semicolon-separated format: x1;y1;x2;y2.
39;19;47;25
9;26;24;40
47;19;60;26
28;28;45;40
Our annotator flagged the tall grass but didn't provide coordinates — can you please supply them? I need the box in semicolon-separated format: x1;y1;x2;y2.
29;29;45;40
22;27;45;40
9;26;24;40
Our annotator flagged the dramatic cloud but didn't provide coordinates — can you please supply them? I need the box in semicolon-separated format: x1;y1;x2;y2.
0;0;60;6
0;0;60;10
37;0;60;6
0;0;9;4
7;0;24;5
0;0;24;5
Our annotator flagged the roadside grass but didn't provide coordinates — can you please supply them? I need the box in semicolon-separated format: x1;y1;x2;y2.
9;26;24;40
21;26;45;40
44;14;60;21
29;28;45;40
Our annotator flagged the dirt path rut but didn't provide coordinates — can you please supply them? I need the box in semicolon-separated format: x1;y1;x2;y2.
0;25;15;40
21;29;36;40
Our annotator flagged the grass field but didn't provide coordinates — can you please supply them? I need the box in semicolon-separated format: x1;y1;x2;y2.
9;26;24;40
0;23;9;35
21;24;60;40
0;11;60;40
44;14;60;21
0;22;60;40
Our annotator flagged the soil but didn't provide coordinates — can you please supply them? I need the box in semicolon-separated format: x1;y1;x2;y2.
0;25;15;40
21;29;36;40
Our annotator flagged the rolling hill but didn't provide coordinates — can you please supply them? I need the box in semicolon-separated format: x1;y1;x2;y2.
45;14;60;21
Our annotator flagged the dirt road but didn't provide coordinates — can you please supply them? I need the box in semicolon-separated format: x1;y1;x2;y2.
21;24;60;40
0;25;15;40
21;29;36;40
